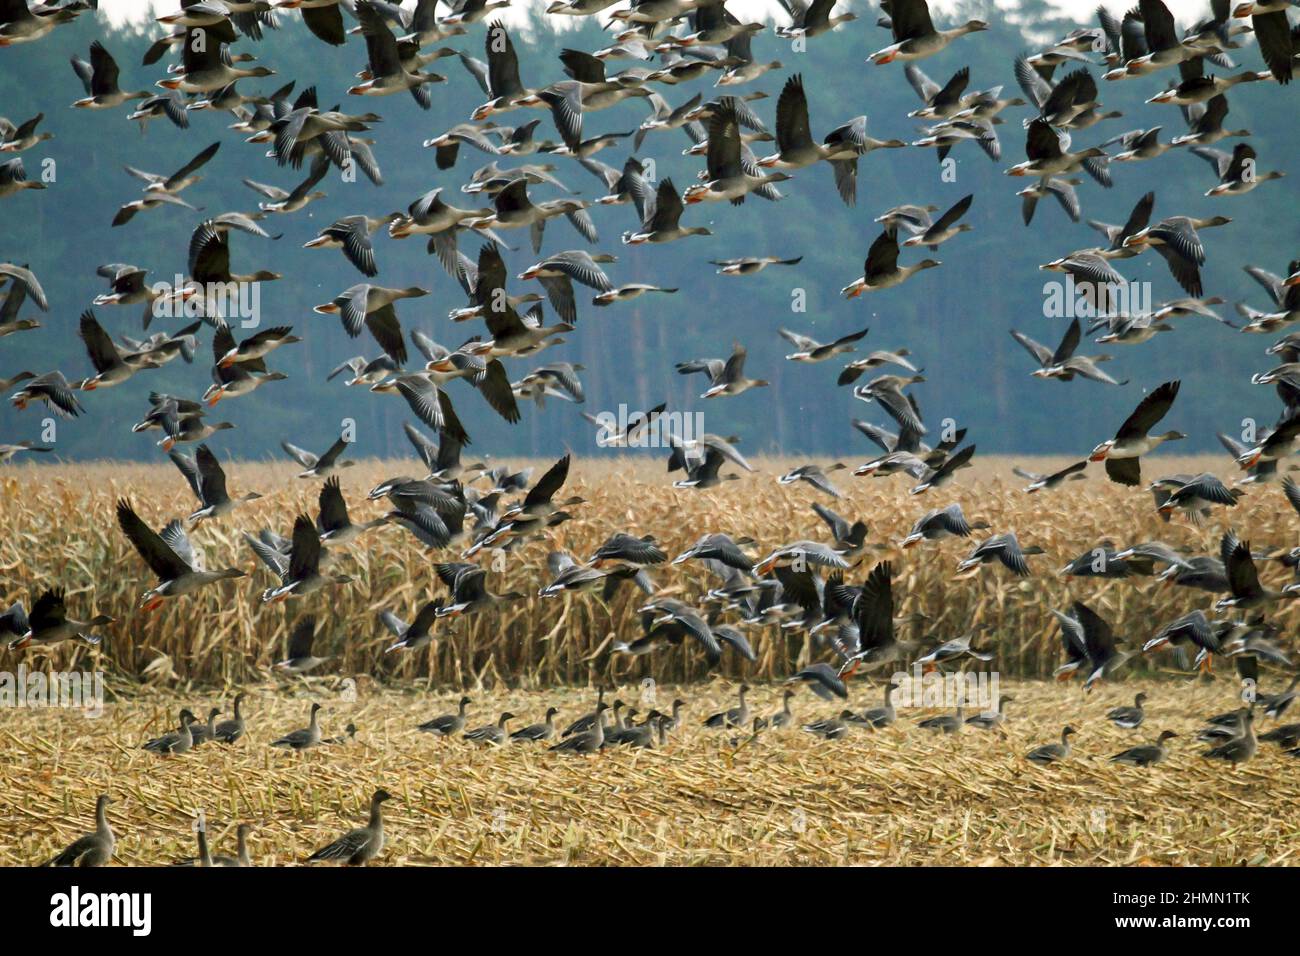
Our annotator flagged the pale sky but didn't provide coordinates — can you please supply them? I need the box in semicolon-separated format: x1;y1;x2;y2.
101;0;1223;36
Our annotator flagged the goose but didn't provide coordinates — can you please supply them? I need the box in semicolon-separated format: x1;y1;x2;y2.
1218;533;1296;611
678;342;770;399
1089;380;1185;485
780;326;868;363
213;693;248;744
170;444;262;522
272;702;324;750
550;702;609;753
1122;215;1231;297
511;707;560;742
303;214;400;277
1104;126;1175;163
1193;143;1285;196
1010;319;1126;386
777;463;848;498
0;113;53;153
1236;3;1295;82
244;156;330;214
176;822;253;866
307;789;392;865
517;250;616;323
315;478;384;547
0;0;80;46
966;696;1014;731
281;435;353;479
1014;460;1088;492
42;795;114;867
915;633;995;670
902;194;974;248
216;326;301;370
433;562;525;618
621;177;711;244
956;534;1041;576
70;41;149;109
1017;176;1083;225
0;440;52;463
269;616;331;674
464;177;593;254
5;589;111;651
1148;70;1271;106
901;503;982;547
775;0;856;38
755;75;872;204
711;255;802;275
1027;726;1076;765
143;709;198;754
803;710;855;739
787;663;849;700
256;515;353;603
158;33;276;94
1111;731;1179;767
917;704;964;734
682;107;790;205
855;681;900;728
840;228;940;296
420;696;472;735
1170;94;1249;146
1006;119;1107;179
116;499;244;611
704;685;751;728
1107;693;1148;729
348;1;445;107
1152;473;1241;520
868;0;987;64
909;444;976;495
1201;709;1256;767
465;711;516;744
463;23;537;120
1052;601;1133;688
591;283;678;306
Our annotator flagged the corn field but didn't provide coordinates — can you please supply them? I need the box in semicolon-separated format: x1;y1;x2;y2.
0;455;1296;690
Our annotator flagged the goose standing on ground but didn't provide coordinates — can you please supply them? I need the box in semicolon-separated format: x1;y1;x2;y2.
803;710;855;739
1107;692;1148;728
550;702;609;753
704;684;751;728
1089;380;1185;485
213;693;248;744
465;711;516;744
511;707;560;742
1027;726;1077;765
1111;731;1178;767
5;589;112;650
116;499;245;610
307;789;392;865
271;702;324;751
419;696;472;735
1202;709;1257;767
143;709;197;755
918;704;965;734
42;795;114;867
966;696;1014;730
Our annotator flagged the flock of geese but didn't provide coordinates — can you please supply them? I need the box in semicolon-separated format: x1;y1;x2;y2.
3;0;1298;864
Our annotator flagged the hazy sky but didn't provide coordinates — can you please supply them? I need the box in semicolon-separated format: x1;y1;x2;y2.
100;0;1223;33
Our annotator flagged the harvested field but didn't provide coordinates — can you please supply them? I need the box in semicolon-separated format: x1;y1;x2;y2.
4;679;1294;867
